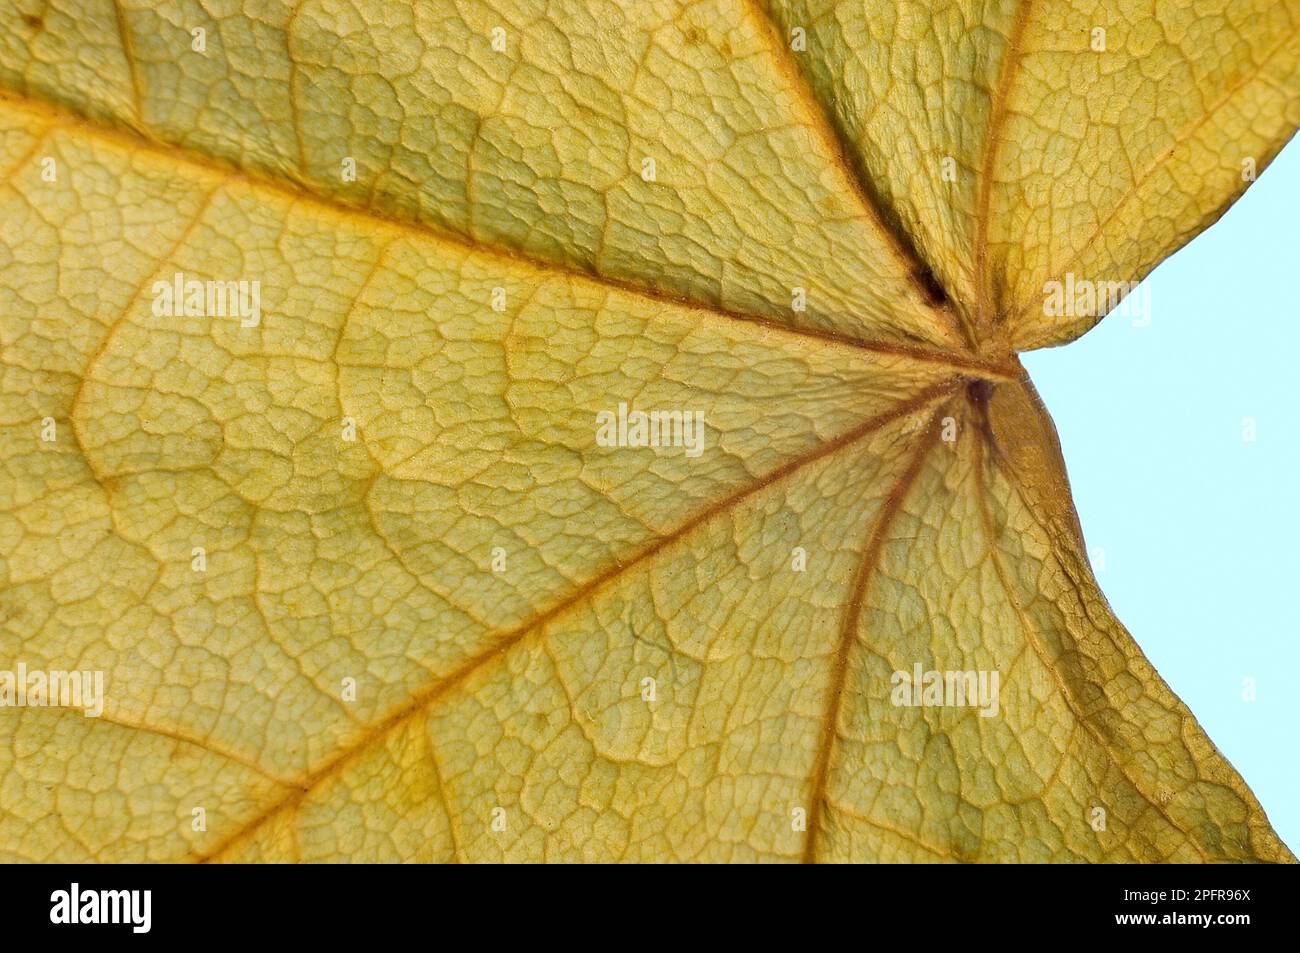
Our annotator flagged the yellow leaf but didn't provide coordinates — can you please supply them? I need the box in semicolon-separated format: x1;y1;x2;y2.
0;0;1294;862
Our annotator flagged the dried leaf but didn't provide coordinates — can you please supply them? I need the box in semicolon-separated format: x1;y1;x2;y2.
0;0;1295;862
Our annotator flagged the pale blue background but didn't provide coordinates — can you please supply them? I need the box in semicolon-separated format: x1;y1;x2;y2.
1024;137;1299;855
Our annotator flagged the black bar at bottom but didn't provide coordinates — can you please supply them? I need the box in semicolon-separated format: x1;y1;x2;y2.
0;861;1289;940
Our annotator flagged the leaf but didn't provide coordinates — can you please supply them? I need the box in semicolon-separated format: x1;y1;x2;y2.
0;0;1294;863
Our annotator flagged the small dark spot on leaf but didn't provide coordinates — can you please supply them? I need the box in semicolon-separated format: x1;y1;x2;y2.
22;14;44;29
913;263;948;307
965;377;995;408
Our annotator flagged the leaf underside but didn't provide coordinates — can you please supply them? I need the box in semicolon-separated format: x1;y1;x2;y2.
0;0;1296;863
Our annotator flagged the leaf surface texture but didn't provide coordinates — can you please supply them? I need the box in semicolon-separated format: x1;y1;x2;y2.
0;0;1295;862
